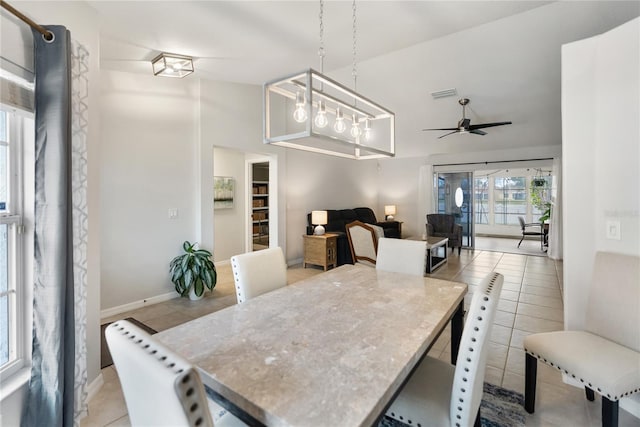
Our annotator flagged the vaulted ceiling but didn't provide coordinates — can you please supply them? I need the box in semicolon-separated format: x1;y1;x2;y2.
90;1;639;157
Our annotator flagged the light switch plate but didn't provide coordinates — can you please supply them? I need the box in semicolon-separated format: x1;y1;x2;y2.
168;208;179;219
606;220;621;240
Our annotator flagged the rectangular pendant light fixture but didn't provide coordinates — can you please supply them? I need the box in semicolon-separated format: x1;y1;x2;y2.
151;53;194;78
263;69;395;160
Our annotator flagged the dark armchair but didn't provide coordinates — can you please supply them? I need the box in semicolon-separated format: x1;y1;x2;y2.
426;214;463;255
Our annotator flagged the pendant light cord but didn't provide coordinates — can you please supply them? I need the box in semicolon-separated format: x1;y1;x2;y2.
318;0;325;73
351;0;358;93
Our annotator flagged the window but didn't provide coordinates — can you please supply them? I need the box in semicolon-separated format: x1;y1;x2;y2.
494;177;527;225
0;108;27;377
474;177;489;224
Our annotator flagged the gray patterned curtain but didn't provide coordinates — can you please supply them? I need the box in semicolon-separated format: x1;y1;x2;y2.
23;25;76;427
70;40;89;425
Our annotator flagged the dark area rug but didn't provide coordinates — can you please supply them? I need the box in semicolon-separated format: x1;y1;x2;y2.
100;317;157;369
378;382;525;427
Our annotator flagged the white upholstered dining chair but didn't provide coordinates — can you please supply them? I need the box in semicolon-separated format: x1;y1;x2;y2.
105;319;245;427
346;220;383;266
230;247;287;304
385;272;504;427
523;251;640;427
376;237;427;276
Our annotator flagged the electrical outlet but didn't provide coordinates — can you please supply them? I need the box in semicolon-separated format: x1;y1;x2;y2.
168;208;179;219
606;220;621;240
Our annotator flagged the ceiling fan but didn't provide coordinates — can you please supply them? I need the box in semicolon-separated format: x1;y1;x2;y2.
423;98;512;139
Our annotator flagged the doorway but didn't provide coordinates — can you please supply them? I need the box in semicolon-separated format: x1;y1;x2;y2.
251;162;269;251
435;172;474;248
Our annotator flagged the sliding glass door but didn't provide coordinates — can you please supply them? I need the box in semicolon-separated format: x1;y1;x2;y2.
435;172;474;249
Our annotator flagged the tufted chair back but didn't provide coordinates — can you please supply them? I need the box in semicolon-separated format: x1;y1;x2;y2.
385;272;503;427
231;247;287;304
105;319;214;427
450;272;504;426
376;237;427;276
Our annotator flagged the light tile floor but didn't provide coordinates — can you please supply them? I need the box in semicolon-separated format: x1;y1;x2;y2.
84;248;639;427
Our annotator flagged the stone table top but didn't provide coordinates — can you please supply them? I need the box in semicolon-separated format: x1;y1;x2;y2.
156;264;467;427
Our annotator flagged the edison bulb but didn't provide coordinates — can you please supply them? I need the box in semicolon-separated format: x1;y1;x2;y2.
293;91;307;123
314;100;328;128
363;118;372;140
350;114;361;138
334;107;346;133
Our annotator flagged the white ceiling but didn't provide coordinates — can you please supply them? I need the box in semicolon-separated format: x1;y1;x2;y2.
92;1;552;84
88;1;639;157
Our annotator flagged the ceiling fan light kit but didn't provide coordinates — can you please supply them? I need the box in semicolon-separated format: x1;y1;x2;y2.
423;97;511;139
151;53;194;78
263;0;395;159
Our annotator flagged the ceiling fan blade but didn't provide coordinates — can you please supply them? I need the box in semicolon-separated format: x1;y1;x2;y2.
468;121;512;130
470;129;487;136
422;127;459;131
438;130;460;139
459;118;471;129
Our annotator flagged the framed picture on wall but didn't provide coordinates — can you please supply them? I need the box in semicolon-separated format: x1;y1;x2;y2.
214;176;234;209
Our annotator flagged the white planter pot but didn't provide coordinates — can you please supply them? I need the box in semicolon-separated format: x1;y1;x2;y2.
188;287;204;301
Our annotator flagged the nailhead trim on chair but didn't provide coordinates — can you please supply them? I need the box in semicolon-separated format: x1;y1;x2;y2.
230;257;244;303
523;349;640;401
452;272;502;427
111;321;212;427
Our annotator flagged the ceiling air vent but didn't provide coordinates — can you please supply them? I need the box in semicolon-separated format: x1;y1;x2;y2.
430;88;457;99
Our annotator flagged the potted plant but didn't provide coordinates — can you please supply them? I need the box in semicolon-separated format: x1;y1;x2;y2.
169;241;217;300
530;177;551;223
538;203;552;224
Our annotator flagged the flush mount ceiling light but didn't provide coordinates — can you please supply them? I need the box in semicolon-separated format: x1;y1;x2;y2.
151;53;194;78
263;0;395;160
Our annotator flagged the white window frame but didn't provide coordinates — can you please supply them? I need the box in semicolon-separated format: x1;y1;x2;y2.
0;107;33;383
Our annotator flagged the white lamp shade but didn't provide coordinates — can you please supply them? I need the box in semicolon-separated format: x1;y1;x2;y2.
311;210;328;225
385;205;397;216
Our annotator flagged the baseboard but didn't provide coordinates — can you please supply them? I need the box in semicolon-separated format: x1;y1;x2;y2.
287;257;303;267
100;262;229;319
86;372;104;402
100;291;178;320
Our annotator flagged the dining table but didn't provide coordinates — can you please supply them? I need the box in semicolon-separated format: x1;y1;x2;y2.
156;263;468;427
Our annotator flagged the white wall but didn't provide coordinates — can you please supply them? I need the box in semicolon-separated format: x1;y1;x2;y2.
100;70;199;308
376;157;427;239
212;147;246;262
562;17;640;416
285;149;378;262
198;79;285;257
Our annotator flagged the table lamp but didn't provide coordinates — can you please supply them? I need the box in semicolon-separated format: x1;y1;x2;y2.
311;210;328;235
385;205;396;221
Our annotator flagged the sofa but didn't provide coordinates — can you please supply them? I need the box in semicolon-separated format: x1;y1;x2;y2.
307;207;402;265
